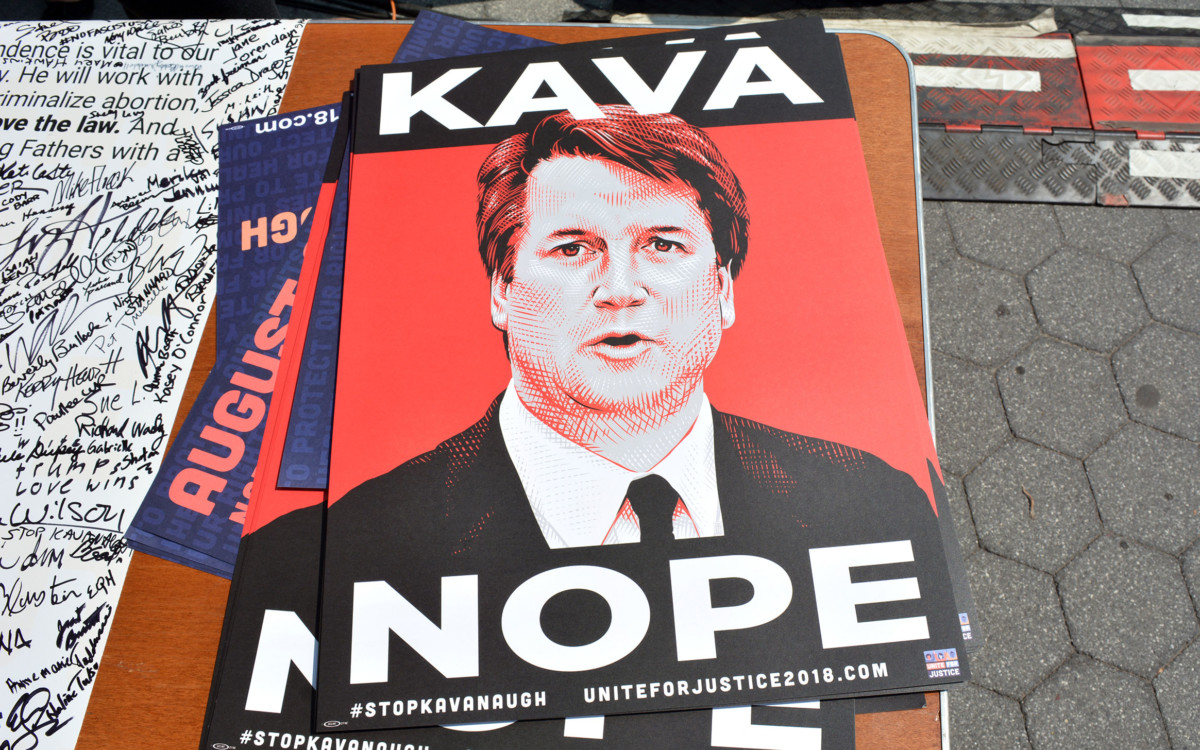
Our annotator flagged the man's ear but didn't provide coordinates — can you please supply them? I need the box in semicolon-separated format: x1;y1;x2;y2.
490;271;510;331
717;265;735;329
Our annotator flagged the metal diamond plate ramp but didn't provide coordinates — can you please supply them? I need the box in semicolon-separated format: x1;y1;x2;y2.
818;2;1041;24
910;36;1090;130
612;2;1200;40
822;4;1200;37
1103;10;1200;38
1077;38;1200;133
920;126;1096;203
1094;134;1200;206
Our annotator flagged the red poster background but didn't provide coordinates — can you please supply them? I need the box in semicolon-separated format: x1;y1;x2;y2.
330;117;939;508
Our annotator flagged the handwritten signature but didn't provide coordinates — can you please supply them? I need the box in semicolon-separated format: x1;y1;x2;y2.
2;688;74;750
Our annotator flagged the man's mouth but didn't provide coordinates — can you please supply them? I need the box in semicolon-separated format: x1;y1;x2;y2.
601;334;643;347
588;332;653;359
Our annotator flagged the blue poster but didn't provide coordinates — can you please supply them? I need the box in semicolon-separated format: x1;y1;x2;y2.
126;103;342;576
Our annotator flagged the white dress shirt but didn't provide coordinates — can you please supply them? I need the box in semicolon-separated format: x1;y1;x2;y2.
498;383;725;548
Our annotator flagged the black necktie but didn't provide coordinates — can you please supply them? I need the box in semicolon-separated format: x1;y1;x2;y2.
626;475;679;544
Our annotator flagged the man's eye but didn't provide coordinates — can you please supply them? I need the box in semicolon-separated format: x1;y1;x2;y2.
557;243;584;257
651;238;681;253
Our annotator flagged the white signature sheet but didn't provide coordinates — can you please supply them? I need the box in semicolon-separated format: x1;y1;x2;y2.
0;19;305;749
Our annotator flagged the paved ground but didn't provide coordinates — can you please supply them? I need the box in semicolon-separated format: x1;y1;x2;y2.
5;0;1199;747
928;201;1200;749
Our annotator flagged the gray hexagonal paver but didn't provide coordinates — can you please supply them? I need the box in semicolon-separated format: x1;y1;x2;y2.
1164;201;1200;240
948;683;1031;750
945;472;979;559
966;439;1101;573
1134;233;1200;336
932;352;1011;475
1085;423;1200;555
966;551;1073;698
1113;324;1200;442
1155;637;1200;750
1027;249;1148;352
930;257;1039;367
1053;204;1168;264
923;200;958;273
1058;536;1198;678
997;338;1127;458
1025;655;1169;750
1184;542;1200;617
945;202;1059;274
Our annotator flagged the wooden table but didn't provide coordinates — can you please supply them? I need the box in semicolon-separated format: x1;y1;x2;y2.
78;21;940;749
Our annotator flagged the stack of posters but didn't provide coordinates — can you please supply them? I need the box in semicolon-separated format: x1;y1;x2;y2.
199;13;974;750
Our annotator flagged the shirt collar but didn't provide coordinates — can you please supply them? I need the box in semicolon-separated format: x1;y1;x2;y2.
498;383;723;548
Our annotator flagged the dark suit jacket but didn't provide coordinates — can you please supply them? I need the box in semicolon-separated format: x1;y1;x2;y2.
329;393;939;555
318;392;964;722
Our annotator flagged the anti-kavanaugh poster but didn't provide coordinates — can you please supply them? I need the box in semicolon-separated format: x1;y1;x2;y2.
315;18;967;731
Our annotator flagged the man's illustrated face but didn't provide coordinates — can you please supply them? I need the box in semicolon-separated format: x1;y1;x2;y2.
491;155;735;425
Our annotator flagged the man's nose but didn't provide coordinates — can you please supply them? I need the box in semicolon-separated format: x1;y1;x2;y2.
593;245;647;309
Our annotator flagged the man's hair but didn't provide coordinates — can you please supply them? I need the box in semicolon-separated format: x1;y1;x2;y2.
476;105;750;282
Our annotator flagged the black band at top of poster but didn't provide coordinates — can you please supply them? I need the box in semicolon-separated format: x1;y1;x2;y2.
351;18;853;155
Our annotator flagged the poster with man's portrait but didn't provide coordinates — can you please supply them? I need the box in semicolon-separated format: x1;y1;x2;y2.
316;19;968;732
